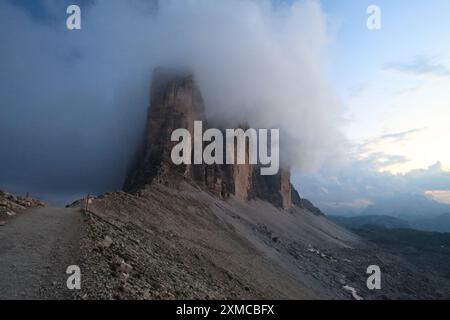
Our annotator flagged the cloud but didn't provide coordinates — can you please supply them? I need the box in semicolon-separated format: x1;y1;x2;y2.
357;128;426;152
366;153;410;168
384;55;450;77
293;155;450;215
425;190;450;205
353;128;431;173
378;128;426;142
0;0;343;203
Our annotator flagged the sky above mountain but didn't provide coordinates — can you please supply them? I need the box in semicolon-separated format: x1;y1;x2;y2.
0;0;449;212
296;0;450;214
323;0;450;174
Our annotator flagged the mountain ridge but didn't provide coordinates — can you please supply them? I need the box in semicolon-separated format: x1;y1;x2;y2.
124;68;311;211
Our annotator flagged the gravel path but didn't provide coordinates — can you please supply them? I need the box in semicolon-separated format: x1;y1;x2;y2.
0;207;83;300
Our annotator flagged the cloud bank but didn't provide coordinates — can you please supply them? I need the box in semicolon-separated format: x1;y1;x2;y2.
294;157;450;216
0;0;343;203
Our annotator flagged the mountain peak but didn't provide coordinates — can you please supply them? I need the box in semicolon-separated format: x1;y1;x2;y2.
124;68;299;209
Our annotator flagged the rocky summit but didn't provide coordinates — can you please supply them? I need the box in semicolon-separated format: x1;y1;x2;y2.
124;68;307;210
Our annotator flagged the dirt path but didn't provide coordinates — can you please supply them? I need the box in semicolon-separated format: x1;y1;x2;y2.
0;207;83;300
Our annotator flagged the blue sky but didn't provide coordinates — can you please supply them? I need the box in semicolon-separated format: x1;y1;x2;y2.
295;0;450;212
326;1;450;171
322;0;450;94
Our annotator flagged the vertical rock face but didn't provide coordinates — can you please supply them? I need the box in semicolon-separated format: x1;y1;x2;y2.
124;68;205;191
251;168;292;209
124;68;296;209
229;123;253;202
280;170;293;209
233;163;252;202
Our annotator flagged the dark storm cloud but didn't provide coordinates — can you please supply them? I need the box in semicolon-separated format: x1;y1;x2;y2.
0;1;153;203
0;0;343;204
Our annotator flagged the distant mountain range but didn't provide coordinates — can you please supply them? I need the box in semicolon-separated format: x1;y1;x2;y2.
329;215;411;230
361;193;450;220
329;193;450;233
330;212;450;233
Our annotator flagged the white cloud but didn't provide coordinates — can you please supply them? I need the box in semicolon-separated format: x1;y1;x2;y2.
425;190;450;204
294;158;450;215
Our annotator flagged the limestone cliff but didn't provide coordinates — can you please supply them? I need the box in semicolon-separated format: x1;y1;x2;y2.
125;68;302;210
124;68;205;191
